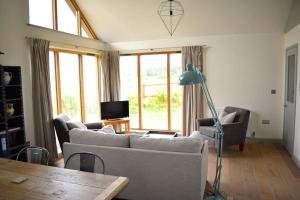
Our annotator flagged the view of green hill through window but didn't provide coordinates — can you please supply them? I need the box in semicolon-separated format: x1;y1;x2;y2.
120;53;182;131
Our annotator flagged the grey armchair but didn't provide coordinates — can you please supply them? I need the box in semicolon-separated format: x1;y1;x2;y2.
53;114;103;152
197;106;250;152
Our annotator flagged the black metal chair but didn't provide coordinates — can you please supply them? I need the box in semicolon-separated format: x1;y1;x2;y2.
16;146;49;165
64;152;105;174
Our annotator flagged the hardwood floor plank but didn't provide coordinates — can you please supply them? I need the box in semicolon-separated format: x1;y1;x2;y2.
207;143;300;200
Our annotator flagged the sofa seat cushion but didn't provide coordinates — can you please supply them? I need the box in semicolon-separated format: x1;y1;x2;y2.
70;128;130;148
130;134;203;153
199;126;216;138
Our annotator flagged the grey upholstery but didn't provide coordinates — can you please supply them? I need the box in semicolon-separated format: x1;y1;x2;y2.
197;106;250;151
64;140;208;200
53;114;103;152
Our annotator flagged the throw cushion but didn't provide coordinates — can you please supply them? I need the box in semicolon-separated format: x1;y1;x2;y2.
130;135;203;153
221;112;237;124
70;128;130;148
218;110;228;121
97;125;116;134
66;121;87;130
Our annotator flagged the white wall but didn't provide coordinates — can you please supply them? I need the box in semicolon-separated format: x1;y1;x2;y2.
0;0;106;144
111;33;285;139
285;24;300;166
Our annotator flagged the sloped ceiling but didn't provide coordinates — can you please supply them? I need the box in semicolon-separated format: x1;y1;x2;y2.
76;0;293;43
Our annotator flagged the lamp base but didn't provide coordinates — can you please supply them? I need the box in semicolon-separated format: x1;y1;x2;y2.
204;194;226;200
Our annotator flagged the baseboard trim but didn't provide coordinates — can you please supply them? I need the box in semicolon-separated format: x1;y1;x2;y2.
245;137;282;144
292;155;300;169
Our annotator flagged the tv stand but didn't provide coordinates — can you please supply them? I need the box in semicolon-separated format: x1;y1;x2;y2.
102;118;130;133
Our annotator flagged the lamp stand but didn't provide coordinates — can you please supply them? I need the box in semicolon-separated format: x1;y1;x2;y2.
199;73;226;200
178;64;226;200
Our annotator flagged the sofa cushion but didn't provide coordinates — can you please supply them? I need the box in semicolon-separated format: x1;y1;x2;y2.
69;128;129;148
97;125;116;134
199;126;216;138
130;134;203;153
190;131;204;140
66;121;88;130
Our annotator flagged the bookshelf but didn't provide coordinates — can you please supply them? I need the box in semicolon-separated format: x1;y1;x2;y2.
0;66;26;159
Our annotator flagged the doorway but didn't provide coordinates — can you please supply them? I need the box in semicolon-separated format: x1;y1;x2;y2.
283;44;298;155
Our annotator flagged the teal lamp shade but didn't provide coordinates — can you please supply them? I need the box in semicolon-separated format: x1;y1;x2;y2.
179;64;205;85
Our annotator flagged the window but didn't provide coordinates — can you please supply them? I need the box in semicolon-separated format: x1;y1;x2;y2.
29;0;53;29
49;50;100;122
59;52;81;120
82;55;100;122
29;0;97;39
49;51;58;116
57;0;78;35
120;52;182;131
140;54;168;130
120;56;139;128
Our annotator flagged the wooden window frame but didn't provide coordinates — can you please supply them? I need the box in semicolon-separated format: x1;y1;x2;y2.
31;0;98;39
50;48;100;123
120;51;181;131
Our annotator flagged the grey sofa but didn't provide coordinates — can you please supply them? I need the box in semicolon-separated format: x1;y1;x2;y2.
63;129;208;200
53;114;103;152
197;106;250;152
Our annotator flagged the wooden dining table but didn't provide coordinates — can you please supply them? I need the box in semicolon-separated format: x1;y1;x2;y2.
0;158;129;200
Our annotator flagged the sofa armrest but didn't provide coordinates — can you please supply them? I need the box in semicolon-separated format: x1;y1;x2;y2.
84;122;103;130
197;118;215;127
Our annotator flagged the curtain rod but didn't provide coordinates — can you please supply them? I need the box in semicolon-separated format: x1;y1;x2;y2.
25;36;104;53
118;45;207;53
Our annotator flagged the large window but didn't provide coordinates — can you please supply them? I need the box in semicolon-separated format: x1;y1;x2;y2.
49;50;100;122
29;0;97;39
120;52;182;131
29;0;53;29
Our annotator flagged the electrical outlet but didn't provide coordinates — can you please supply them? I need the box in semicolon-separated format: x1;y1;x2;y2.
251;131;255;138
262;120;270;124
271;89;276;94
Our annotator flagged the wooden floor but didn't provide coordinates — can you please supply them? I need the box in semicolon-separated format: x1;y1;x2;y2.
208;143;300;200
55;143;300;200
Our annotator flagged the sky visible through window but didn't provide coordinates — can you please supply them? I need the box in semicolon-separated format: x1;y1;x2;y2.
29;0;53;29
29;0;93;38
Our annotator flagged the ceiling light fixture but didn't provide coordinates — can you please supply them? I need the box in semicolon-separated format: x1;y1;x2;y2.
158;0;184;36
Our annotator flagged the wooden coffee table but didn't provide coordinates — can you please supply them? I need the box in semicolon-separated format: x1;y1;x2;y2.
146;130;178;138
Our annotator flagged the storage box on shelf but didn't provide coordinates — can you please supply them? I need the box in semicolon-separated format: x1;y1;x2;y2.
0;66;26;159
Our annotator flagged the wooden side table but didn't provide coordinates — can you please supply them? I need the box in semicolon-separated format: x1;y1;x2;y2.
102;118;130;133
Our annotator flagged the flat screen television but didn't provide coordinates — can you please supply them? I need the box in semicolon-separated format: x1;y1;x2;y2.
100;101;129;120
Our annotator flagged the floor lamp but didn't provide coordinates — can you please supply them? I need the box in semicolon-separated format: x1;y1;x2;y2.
179;64;225;200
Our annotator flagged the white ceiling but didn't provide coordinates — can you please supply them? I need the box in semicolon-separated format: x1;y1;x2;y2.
76;0;293;43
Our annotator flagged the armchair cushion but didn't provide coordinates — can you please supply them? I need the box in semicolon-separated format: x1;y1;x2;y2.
66;121;88;130
84;122;103;130
199;126;216;138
